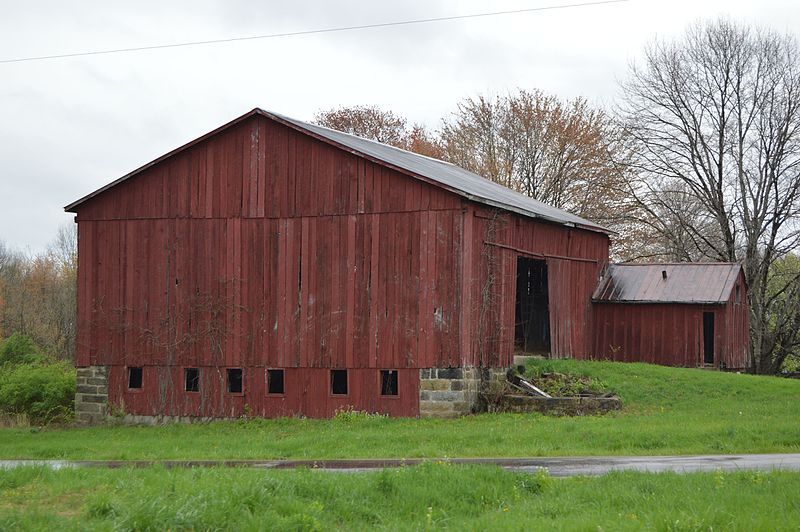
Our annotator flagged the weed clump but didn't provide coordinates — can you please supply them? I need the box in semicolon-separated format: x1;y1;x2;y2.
0;334;75;425
333;406;388;422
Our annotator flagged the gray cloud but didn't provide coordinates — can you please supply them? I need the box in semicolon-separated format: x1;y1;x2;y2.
1;0;799;251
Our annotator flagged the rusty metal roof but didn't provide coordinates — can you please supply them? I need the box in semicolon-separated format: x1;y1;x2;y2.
267;111;608;233
592;263;743;304
65;109;609;234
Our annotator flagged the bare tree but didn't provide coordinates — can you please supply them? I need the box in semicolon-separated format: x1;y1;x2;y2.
314;105;408;146
314;105;442;158
619;18;800;373
439;90;638;256
0;223;77;360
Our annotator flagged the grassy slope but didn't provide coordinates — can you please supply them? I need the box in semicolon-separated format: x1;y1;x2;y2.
1;360;799;459
2;465;800;530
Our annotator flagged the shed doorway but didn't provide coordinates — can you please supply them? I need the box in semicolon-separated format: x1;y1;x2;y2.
703;312;715;365
515;257;551;354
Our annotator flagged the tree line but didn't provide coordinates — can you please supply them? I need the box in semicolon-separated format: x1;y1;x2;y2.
0;224;76;361
1;18;797;374
315;18;800;374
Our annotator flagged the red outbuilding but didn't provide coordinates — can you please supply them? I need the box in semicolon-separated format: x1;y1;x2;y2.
65;108;750;423
591;263;750;369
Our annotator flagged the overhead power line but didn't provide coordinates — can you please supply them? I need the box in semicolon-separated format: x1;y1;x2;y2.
1;0;629;64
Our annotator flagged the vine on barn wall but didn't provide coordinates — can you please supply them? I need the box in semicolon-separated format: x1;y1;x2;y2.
476;209;507;366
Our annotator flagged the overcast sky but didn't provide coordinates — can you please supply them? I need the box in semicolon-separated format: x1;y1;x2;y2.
2;0;799;252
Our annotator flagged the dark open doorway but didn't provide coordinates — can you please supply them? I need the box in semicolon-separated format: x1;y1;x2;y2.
703;312;715;365
515;257;551;354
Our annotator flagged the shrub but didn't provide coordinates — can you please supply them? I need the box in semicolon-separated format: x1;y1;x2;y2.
333;406;387;421
0;360;75;424
0;333;47;366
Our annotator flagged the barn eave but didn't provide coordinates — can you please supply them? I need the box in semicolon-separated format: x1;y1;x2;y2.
64;108;611;235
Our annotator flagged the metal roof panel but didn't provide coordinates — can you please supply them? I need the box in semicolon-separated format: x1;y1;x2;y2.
593;263;743;304
66;109;610;234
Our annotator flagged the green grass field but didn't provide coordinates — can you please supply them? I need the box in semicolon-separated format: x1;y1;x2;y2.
2;464;800;530
1;360;798;460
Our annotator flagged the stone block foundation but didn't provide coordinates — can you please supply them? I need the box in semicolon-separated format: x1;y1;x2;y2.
419;367;507;418
75;366;108;425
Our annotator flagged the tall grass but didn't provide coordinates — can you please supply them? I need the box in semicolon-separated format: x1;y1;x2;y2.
0;360;798;459
1;465;799;530
0;333;75;425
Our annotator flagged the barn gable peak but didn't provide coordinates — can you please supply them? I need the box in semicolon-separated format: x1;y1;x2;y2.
65;108;609;234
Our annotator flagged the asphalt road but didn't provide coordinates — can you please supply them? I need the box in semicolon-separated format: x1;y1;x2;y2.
2;454;800;477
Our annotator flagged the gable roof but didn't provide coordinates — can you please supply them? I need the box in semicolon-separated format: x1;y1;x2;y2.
65;108;609;234
592;263;744;304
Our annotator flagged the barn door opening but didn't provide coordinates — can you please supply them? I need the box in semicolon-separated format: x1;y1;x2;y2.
515;257;550;354
703;312;715;365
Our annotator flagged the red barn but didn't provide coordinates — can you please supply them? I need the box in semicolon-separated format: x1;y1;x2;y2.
591;263;750;369
66;108;750;423
66;109;610;422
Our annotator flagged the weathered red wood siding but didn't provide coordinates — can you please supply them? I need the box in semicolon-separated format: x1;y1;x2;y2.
106;367;420;418
74;113;614;417
464;207;610;367
74;115;468;417
590;271;750;368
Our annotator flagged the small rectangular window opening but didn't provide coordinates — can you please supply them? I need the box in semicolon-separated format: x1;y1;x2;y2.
185;367;200;392
735;284;741;304
380;370;398;396
331;369;348;395
227;368;243;394
128;367;143;389
267;369;284;395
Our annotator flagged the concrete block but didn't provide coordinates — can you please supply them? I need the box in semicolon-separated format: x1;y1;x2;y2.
80;394;107;404
75;402;104;413
420;379;450;391
429;390;465;402
419;401;455;413
87;377;107;386
428;391;463;402
76;384;97;394
437;368;463;379
451;401;471;413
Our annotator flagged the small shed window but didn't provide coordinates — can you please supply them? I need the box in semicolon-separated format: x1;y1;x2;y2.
380;370;398;396
735;284;741;304
267;369;284;395
331;369;348;395
128;367;143;389
227;368;243;394
185;368;200;392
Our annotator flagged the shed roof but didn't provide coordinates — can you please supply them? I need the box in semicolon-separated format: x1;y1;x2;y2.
64;109;609;234
592;263;743;304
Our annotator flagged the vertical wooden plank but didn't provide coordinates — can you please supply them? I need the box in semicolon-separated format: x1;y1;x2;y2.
234;217;243;366
353;214;368;368
307;217;318;366
265;219;278;367
416;211;429;368
286;127;296;218
345;215;356;369
248;120;259;217
368;214;380;368
424;209;437;368
288;218;301;368
256;119;266;217
276;218;288;366
459;206;473;366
